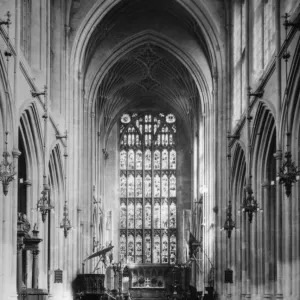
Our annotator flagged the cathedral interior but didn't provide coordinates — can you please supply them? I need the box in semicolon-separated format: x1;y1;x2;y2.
0;0;300;299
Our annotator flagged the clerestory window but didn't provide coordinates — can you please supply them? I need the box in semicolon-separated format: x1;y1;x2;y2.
119;112;177;265
20;0;31;61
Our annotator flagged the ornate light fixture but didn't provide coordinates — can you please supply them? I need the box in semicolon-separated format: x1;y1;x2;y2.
276;14;300;197
32;86;53;222
277;152;300;197
223;133;237;238
241;184;260;223
0;11;16;196
37;187;53;223
223;202;235;238
60;202;72;238
59;132;72;238
0;142;16;196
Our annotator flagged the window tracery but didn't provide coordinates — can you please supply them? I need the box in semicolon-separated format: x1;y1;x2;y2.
119;113;177;264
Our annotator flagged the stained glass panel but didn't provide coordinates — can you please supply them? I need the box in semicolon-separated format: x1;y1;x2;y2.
153;234;161;263
145;149;151;169
135;202;142;229
162;174;168;198
120;150;127;169
162;149;168;169
136;150;142;170
120;202;127;228
128;150;135;169
136;234;143;263
127;234;135;263
155;134;161;146
154;150;161;169
169;175;176;197
145;202;151;228
123;134;128;146
170;234;176;264
128;202;134;228
166;113;176;123
144;233;152;263
154;174;161;197
120;174;127;197
154;201;161;228
170;202;176;228
145;174;152;197
128;174;134;198
170;150;176;169
135;174;142;197
161;199;168;229
136;134;141;146
162;233;168;264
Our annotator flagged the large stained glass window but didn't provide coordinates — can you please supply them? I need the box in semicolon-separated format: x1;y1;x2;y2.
119;113;177;264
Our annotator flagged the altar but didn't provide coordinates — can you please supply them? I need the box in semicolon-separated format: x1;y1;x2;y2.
127;264;189;300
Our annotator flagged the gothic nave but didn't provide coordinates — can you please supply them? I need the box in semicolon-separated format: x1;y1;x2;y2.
0;1;300;299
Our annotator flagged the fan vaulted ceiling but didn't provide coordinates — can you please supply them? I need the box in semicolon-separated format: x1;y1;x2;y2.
77;0;222;132
97;44;199;129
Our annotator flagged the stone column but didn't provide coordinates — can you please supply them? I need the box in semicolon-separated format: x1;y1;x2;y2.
274;150;283;296
261;182;270;295
32;250;40;289
114;272;118;290
17;242;24;293
119;271;123;294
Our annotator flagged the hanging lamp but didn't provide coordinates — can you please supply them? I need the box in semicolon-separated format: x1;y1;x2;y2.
223;133;236;238
60;132;72;238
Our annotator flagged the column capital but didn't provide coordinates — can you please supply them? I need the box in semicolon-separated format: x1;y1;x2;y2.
17;242;25;253
24;180;32;187
262;181;271;189
32;250;40;257
12;149;22;158
273;150;283;160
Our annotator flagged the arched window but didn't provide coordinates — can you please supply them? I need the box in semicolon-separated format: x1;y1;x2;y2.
20;0;31;61
252;0;275;79
232;0;247;125
119;113;177;264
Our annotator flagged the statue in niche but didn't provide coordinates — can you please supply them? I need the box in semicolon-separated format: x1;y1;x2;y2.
106;211;112;239
92;190;103;240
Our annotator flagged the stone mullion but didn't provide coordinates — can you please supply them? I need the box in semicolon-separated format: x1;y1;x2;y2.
141;120;145;263
150;120;154;264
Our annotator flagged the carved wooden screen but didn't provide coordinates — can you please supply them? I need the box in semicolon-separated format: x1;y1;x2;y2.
119;113;177;264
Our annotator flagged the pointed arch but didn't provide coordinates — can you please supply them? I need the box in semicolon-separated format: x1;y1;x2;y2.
19;103;44;182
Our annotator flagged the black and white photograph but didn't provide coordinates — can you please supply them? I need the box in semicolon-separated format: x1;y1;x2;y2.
0;1;299;299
